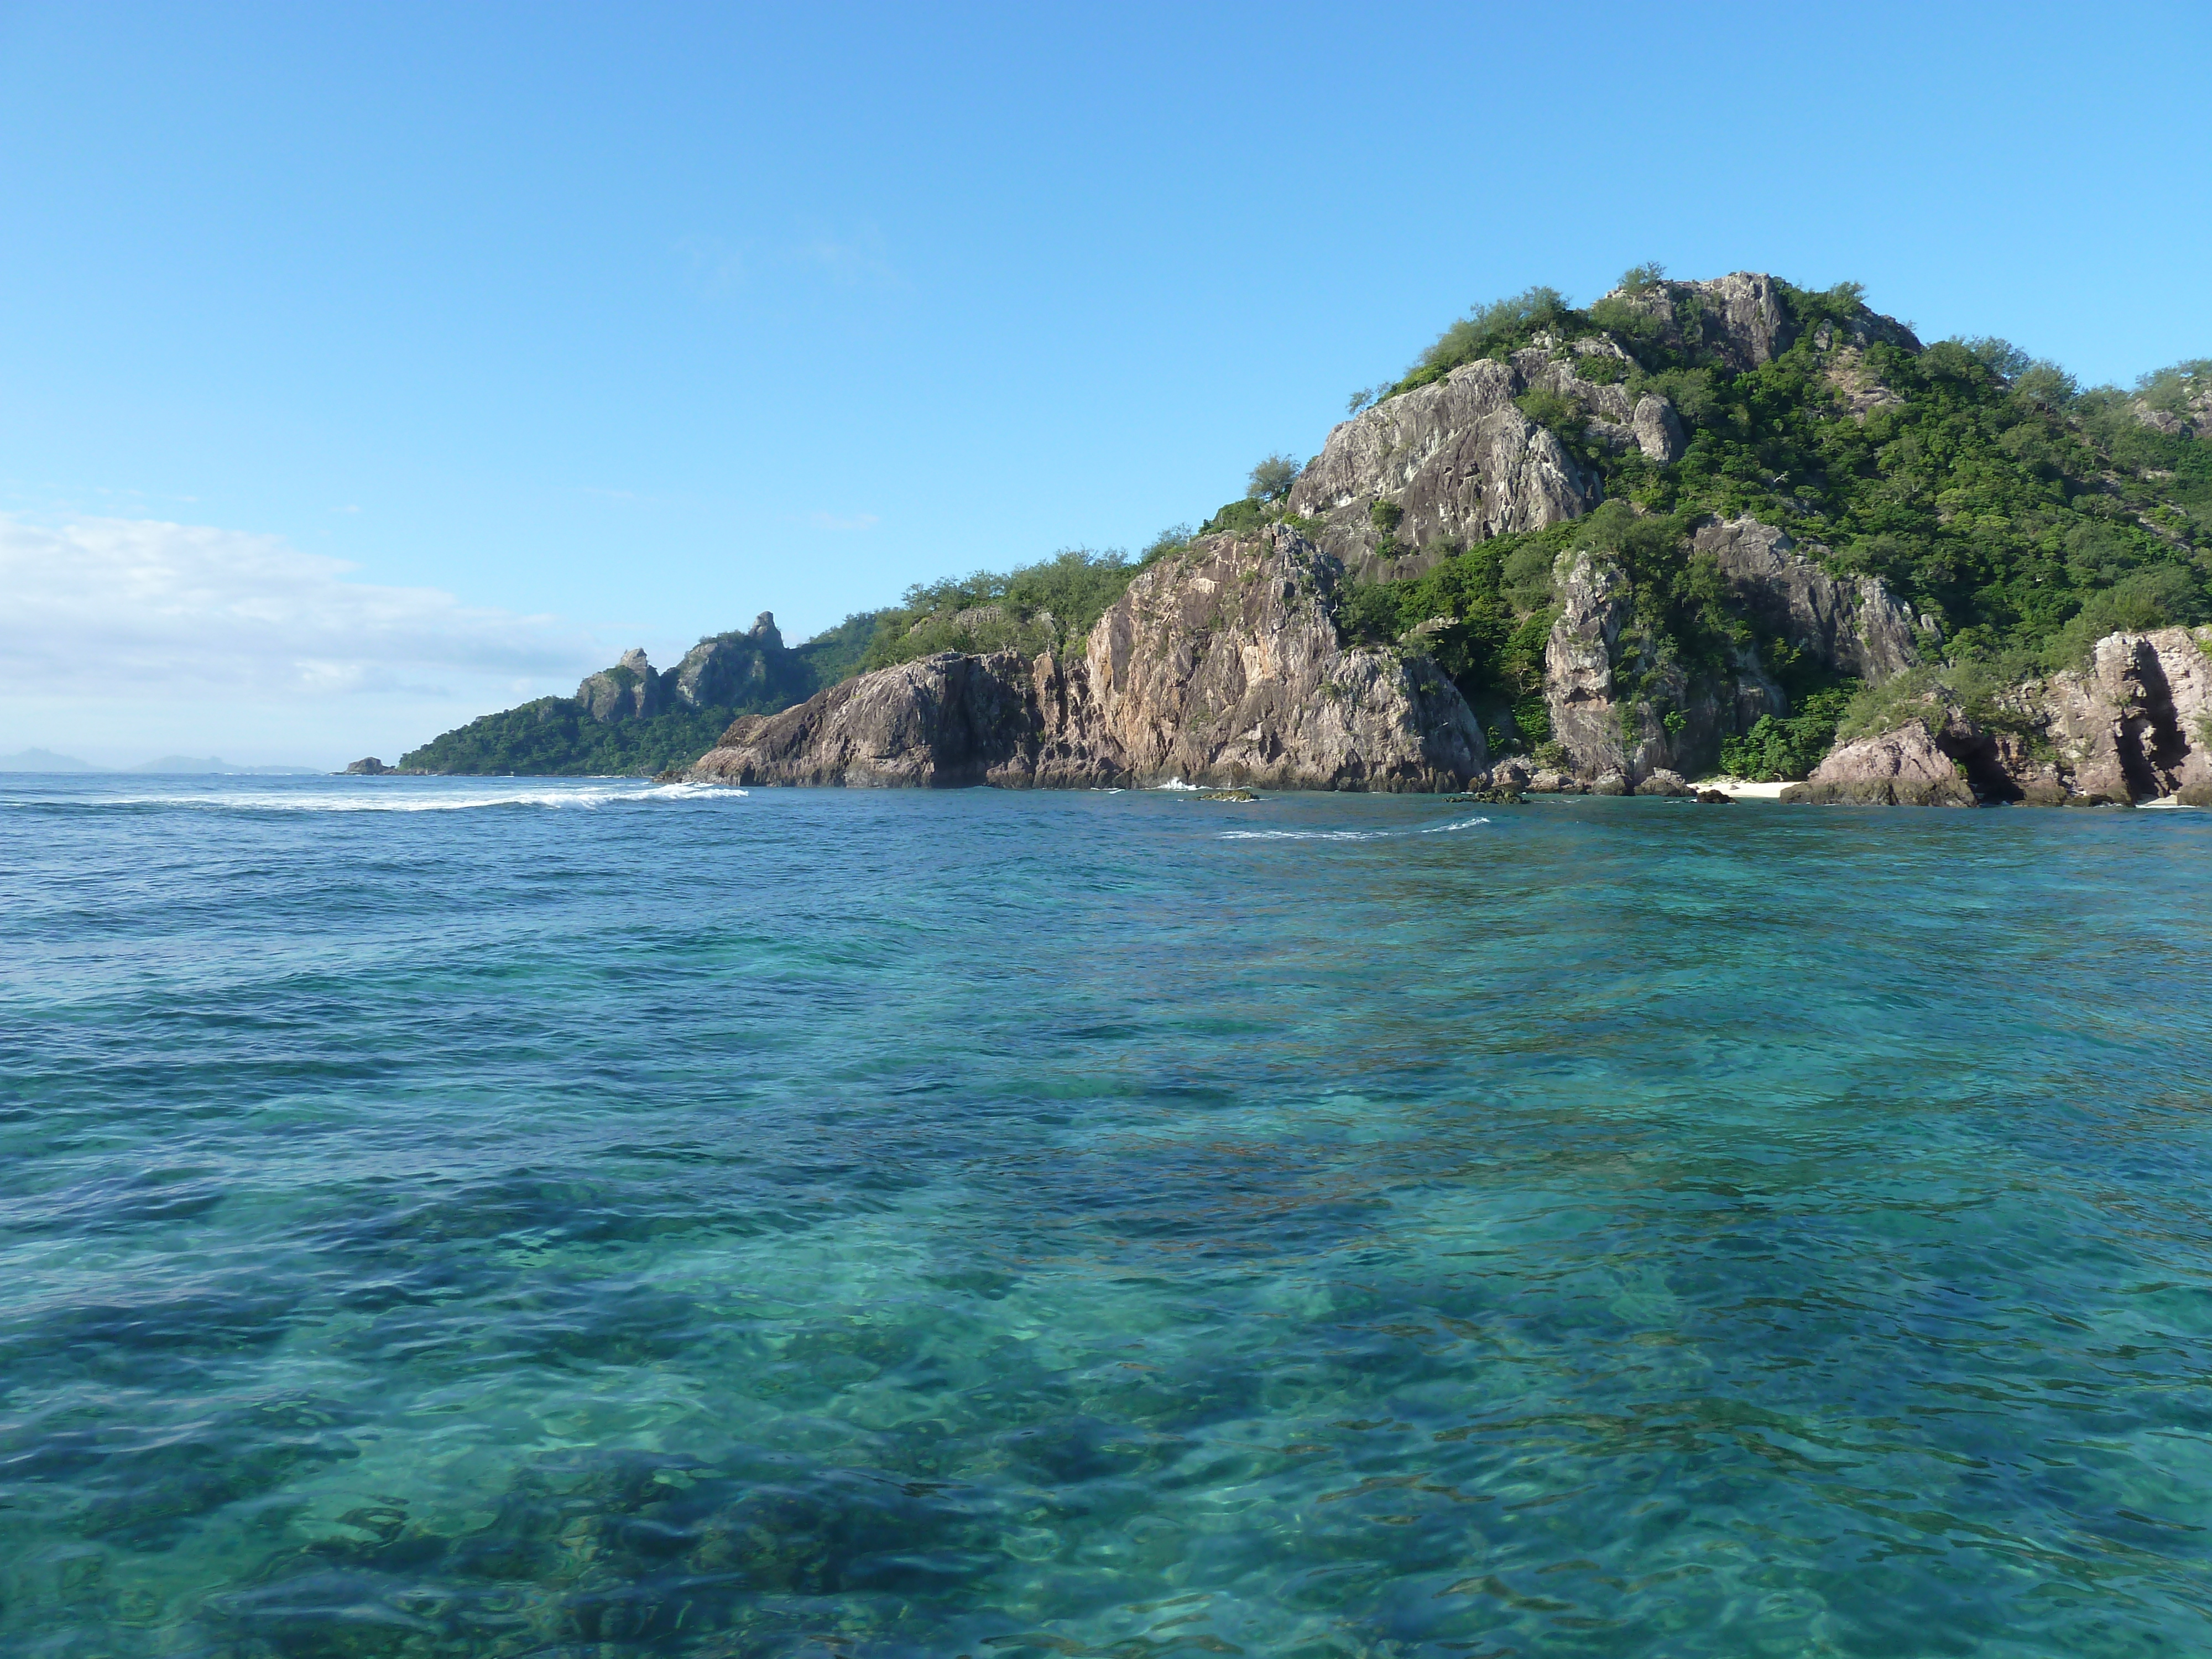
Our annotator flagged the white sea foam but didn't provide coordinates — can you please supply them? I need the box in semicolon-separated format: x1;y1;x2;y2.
13;781;745;812
1218;816;1486;842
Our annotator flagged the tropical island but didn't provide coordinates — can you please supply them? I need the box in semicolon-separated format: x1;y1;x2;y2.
400;270;2211;806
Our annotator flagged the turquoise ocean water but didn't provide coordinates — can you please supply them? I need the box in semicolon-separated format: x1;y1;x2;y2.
3;774;2209;1657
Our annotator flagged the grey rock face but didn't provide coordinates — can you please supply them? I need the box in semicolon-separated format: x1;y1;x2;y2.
1597;273;1797;373
1782;719;1975;807
670;613;810;712
1084;526;1487;789
343;757;393;775
1631;395;1686;463
1539;550;1727;785
684;650;1073;788
1693;517;1928;683
1289;358;1602;575
1538;517;1928;785
1992;628;2212;802
691;526;1489;792
577;648;664;723
1542;551;1634;777
1599;272;1920;375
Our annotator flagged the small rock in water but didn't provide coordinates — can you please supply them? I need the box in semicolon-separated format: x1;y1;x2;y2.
1447;788;1524;805
1695;788;1734;804
343;757;393;775
1197;787;1258;801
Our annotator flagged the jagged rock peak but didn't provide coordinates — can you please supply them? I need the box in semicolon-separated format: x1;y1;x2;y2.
1290;353;1609;576
1594;272;1922;372
577;649;665;723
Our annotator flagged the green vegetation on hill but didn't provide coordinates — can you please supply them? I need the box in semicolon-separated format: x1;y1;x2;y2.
857;546;1175;672
1340;268;2210;769
403;270;2205;783
400;614;889;776
399;701;737;778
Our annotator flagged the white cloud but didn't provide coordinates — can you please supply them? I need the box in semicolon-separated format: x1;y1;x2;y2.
0;513;606;766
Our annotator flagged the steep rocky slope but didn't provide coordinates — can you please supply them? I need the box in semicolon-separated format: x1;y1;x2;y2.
690;527;1486;791
402;612;880;776
413;268;2210;802
1540;516;1939;782
1790;627;2212;806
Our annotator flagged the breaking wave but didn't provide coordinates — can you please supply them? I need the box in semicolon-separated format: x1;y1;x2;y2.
1218;815;1488;842
4;781;744;813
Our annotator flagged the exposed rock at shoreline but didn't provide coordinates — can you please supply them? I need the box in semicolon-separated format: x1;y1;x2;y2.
690;526;1489;792
1768;629;2212;807
343;757;394;775
1538;516;1933;786
1781;721;1976;807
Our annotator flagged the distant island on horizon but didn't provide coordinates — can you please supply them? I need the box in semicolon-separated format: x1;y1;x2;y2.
0;749;325;776
386;269;2211;808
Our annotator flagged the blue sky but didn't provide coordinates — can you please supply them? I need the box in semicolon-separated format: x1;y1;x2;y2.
2;0;2206;764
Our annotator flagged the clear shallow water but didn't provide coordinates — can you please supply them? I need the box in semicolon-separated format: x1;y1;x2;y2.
3;774;2209;1658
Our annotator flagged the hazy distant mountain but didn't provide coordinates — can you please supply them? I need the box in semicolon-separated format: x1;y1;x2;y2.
127;757;322;775
0;748;97;772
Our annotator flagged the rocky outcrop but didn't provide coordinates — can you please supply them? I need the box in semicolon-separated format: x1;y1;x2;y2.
574;616;818;726
343;757;394;775
685;649;1088;788
1767;628;2212;807
1286;272;1924;580
1599;273;1922;374
1541;549;1731;785
690;526;1489;792
1290;355;1611;575
670;613;813;712
1781;719;1976;806
577;648;664;722
2131;387;2211;439
1694;517;1932;682
1537;517;1929;786
1631;395;1686;464
1980;628;2212;804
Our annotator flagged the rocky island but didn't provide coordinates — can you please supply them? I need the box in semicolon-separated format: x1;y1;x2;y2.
409;270;2212;806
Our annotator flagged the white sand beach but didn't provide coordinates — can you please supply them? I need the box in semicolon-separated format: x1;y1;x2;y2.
1692;776;1793;799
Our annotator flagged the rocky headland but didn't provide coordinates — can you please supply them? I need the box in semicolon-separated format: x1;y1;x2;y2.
691;526;1485;791
403;269;2210;805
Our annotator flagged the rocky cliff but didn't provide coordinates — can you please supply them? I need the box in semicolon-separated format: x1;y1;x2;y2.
1286;273;1920;580
690;526;1487;791
1538;515;1937;784
1778;628;2212;807
647;269;2211;805
573;615;813;725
